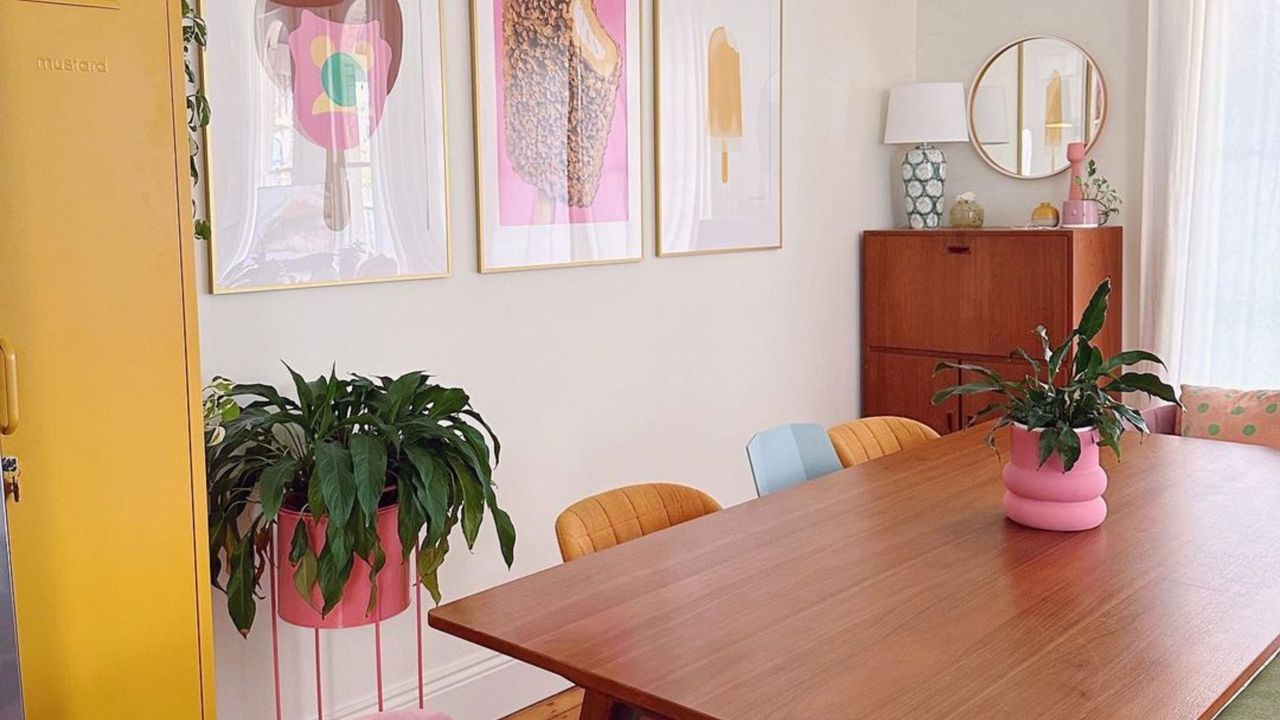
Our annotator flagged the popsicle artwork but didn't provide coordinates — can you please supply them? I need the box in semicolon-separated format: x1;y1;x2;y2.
707;26;743;185
502;0;624;223
286;9;396;230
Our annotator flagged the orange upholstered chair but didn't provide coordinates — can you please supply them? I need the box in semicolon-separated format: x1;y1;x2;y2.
555;483;722;562
827;416;940;468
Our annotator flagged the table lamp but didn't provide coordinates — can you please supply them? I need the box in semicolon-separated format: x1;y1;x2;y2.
884;82;970;229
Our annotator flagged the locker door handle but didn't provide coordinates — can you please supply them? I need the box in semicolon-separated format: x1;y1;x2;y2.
0;339;17;436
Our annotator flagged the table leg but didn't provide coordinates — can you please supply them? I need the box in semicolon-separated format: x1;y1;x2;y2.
579;690;643;720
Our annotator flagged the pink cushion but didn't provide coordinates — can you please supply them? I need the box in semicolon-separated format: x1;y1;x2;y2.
358;707;458;712
1180;384;1280;449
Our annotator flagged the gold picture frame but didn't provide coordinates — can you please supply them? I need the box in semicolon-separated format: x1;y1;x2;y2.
654;0;784;257
470;0;645;274
200;0;454;294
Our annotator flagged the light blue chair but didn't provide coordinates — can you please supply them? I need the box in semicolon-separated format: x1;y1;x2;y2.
746;423;844;497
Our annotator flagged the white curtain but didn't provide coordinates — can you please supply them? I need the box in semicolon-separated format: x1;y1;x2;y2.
1140;0;1280;389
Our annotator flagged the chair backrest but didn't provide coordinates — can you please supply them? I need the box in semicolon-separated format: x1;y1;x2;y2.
555;483;723;562
746;423;844;497
827;416;940;468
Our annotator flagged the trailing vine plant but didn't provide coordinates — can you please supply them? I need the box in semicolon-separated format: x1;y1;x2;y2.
182;0;212;242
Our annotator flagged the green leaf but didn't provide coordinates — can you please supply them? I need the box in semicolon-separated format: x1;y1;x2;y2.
1037;428;1057;468
397;492;427;559
1108;373;1180;405
941;363;1008;386
1034;325;1052;363
1010;347;1042;378
1100;350;1166;374
307;470;328;520
1114;404;1150;434
1048;334;1074;378
417;535;450;605
316;542;354;616
484;483;516;568
315;442;356;529
1077;279;1111;342
284;364;315;416
364;540;386;615
428;388;470;419
406;446;451;546
385;373;423;417
226;528;258;637
931;381;1005;406
289;518;311;565
461;409;501;463
350;434;388;524
964;403;1006;427
292;550;319;611
450;454;485;549
1073;339;1103;380
259;457;299;522
1058;424;1082;472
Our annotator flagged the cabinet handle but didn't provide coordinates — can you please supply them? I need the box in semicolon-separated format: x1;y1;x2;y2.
947;246;972;255
0;338;18;436
945;411;955;434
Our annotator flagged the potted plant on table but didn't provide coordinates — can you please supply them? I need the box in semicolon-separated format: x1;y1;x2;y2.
205;367;515;636
931;279;1179;532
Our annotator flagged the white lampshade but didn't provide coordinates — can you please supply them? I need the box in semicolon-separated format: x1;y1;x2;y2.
972;85;1011;145
883;82;970;145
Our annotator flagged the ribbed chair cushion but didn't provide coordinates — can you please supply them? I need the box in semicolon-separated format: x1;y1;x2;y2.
555;484;722;562
828;416;940;468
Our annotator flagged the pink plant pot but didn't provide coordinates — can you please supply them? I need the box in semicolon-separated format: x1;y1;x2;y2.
1002;425;1108;532
1062;199;1099;228
277;505;411;629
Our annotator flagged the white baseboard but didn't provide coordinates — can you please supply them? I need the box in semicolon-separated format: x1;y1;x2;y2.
326;651;572;720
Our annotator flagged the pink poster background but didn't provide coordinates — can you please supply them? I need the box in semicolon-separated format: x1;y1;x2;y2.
493;0;631;226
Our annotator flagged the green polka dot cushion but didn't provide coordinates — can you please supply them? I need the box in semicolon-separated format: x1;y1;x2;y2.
1180;385;1280;450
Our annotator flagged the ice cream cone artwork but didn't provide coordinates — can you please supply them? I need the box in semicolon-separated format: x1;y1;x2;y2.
287;11;393;230
707;26;742;185
502;0;623;221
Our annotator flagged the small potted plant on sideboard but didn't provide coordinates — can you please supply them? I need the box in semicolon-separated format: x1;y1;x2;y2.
204;367;515;636
932;279;1179;532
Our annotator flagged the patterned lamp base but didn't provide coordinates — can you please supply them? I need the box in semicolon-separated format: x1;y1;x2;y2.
902;143;948;229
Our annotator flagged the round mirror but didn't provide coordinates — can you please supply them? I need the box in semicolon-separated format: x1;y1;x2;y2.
969;36;1107;179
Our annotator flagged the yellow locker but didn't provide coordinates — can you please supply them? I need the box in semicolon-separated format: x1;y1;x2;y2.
0;0;214;716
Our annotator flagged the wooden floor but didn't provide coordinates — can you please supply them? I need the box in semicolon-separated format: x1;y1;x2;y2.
502;688;584;720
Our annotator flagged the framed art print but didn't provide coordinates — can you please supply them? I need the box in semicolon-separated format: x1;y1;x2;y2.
203;0;451;293
655;0;782;256
472;0;644;272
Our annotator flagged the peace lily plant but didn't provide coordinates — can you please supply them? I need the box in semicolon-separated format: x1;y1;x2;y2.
204;368;514;636
932;279;1180;471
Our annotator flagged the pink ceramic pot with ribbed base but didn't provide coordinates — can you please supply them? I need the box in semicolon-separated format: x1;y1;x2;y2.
1002;425;1108;532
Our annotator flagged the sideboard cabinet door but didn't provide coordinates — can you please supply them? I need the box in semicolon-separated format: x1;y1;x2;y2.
863;351;960;436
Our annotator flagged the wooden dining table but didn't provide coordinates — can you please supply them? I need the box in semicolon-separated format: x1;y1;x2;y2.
429;426;1280;719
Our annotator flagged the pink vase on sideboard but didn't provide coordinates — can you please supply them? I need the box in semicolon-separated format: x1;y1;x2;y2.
276;505;412;629
1002;425;1108;532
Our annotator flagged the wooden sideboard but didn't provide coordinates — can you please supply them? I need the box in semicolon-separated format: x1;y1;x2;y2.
861;227;1123;435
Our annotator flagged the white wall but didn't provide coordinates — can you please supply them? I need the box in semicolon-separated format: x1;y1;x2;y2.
915;0;1149;341
199;1;917;718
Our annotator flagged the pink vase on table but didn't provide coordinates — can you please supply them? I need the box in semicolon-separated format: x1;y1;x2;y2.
1002;425;1108;532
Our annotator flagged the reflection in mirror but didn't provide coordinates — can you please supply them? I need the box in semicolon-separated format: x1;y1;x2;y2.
969;36;1106;179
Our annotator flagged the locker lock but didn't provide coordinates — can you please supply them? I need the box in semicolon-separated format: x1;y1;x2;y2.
2;457;18;503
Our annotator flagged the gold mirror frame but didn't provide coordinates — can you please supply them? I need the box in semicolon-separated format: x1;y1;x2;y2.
968;35;1108;180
